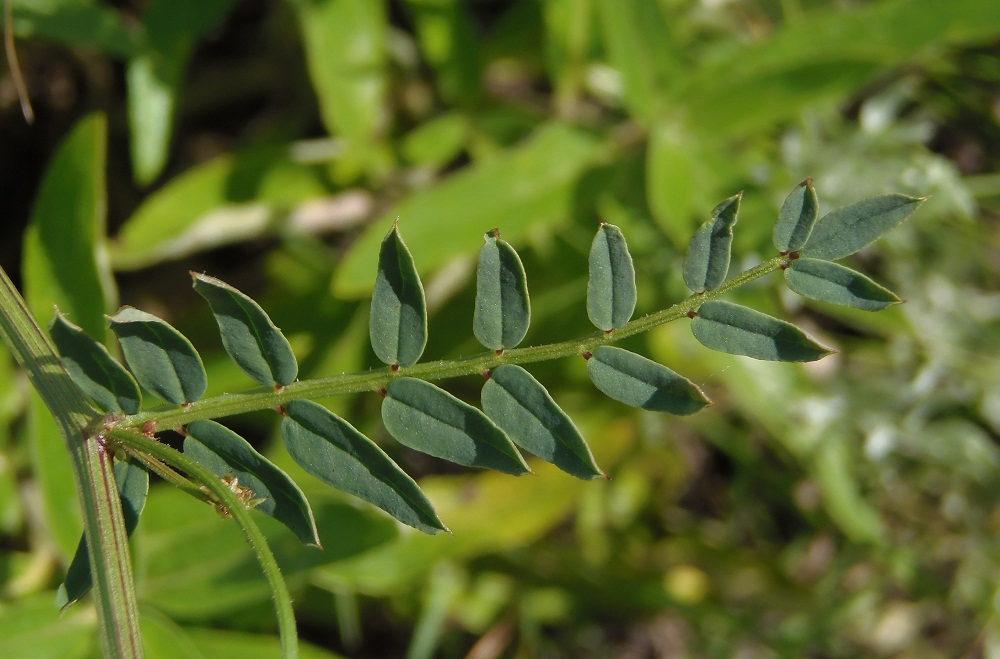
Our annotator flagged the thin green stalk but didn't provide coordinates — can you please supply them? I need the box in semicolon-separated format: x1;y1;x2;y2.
127;256;785;431
0;266;143;658
110;428;299;659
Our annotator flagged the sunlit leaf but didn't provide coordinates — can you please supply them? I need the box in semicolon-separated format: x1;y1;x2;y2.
127;0;238;185
56;460;148;611
49;312;141;415
586;346;710;415
403;0;482;106
23;113;113;340
109;307;207;404
369;223;427;368
192;273;298;387
382;378;530;476
281;399;447;535
8;0;137;57
185;420;320;546
587;223;636;331
683;193;740;293
773;179;819;253
784;257;901;311
691;300;833;362
482;365;602;479
802;194;925;261
473;230;530;351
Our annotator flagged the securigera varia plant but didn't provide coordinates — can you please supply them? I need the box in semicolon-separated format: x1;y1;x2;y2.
0;178;923;657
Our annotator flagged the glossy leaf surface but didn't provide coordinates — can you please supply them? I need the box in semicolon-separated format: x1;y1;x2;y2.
691;300;832;362
281;400;447;534
57;460;148;611
382;378;530;476
185;420;320;546
109;307;207;404
369;224;427;367
50;312;141;415
587;346;710;415
773;179;819;253
802;194;924;261
482;365;602;480
785;258;901;311
587;223;637;331
192;273;298;387
683;192;740;293
473;231;530;351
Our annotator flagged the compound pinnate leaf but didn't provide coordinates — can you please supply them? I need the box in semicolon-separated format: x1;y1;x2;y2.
109;306;207;404
802;194;925;261
587;223;637;331
57;460;148;611
773;179;819;253
784;258;901;311
473;230;530;351
50;312;141;415
683;192;741;293
691;300;833;362
185;420;320;546
370;223;427;367
192;273;298;387
482;365;602;480
281;399;447;535
587;346;710;415
382;378;531;476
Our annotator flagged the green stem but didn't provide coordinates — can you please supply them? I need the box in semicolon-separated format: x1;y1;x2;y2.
0;267;143;658
127;257;785;431
110;429;299;659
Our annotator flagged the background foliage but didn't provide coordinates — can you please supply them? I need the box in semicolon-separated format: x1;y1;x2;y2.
1;0;999;656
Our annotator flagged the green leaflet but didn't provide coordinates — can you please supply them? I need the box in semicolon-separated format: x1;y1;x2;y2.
184;420;320;546
56;460;149;611
49;312;141;415
382;378;531;476
586;346;710;415
691;300;833;362
773;179;819;253
784;258;901;311
802;194;925;261
192;273;298;387
683;192;741;293
587;223;637;331
369;224;427;368
281;399;447;535
473;231;530;351
109;306;207;404
481;365;602;480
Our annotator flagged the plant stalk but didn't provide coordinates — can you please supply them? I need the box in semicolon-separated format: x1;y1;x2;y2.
0;266;143;657
128;256;786;431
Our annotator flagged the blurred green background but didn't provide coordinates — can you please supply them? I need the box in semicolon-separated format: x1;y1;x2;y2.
1;0;1000;656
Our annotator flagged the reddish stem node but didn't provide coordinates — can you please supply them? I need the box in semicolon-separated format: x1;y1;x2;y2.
482;370;492;380
275;405;287;416
686;311;697;319
582;351;593;360
390;363;399;372
495;348;504;356
378;388;388;398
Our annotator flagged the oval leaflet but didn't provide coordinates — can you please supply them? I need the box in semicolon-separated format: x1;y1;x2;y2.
785;257;901;311
281;399;447;534
382;377;530;476
587;223;637;331
683;192;740;293
369;223;427;367
109;306;207;404
185;419;320;546
473;230;531;351
772;179;819;253
192;273;298;387
482;364;602;479
50;311;142;414
587;346;710;415
691;300;832;362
